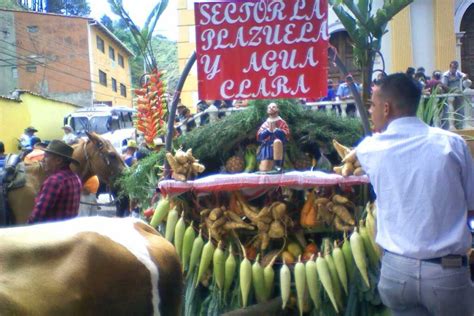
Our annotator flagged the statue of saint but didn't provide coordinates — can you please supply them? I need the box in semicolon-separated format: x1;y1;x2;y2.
256;102;290;172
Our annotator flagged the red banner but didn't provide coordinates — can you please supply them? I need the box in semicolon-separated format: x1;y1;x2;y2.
194;0;329;100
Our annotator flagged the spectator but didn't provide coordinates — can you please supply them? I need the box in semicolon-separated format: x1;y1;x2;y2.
61;125;78;145
122;140;138;167
425;70;444;93
24;136;46;164
336;79;361;118
27;140;82;224
416;66;429;79
405;67;416;78
197;100;209;125
356;73;473;315
441;60;468;129
19;126;38;151
0;141;5;169
316;79;336;112
78;175;99;217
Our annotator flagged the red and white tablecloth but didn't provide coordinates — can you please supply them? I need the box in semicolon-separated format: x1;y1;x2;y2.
158;171;369;196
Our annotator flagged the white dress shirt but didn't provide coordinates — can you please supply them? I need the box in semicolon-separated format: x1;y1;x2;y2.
356;117;473;259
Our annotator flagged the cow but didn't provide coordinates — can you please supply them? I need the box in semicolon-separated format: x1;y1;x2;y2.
0;217;182;315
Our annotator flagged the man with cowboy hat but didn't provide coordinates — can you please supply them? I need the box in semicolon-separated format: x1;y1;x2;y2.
19;126;38;151
28;140;82;224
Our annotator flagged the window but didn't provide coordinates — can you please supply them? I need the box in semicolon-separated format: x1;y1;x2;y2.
109;46;115;61
11;67;18;78
112;78;117;92
99;70;107;86
118;54;124;67
96;36;104;53
27;25;38;33
120;83;127;97
26;64;37;72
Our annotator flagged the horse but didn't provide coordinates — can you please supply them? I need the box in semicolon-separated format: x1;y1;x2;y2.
0;216;183;315
6;132;126;224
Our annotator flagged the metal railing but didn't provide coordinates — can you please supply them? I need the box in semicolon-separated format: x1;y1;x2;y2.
175;92;474;134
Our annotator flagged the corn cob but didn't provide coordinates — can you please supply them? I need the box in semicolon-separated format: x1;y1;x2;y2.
305;255;321;310
316;253;339;313
196;232;215;286
165;207;179;242
181;221;195;272
173;212;186;260
252;255;266;303
350;228;370;287
240;244;252;307
280;260;291;309
150;196;170;227
224;245;237;297
187;230;204;278
294;256;306;316
332;241;348;295
213;241;225;290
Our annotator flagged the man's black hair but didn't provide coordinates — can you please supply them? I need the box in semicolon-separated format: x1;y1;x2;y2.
405;67;416;76
376;73;422;115
0;141;4;154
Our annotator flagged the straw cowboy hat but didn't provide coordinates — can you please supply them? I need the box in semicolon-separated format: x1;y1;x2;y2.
43;140;79;164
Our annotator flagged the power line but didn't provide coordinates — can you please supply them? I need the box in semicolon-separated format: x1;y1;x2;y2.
0;50;130;101
0;17;135;82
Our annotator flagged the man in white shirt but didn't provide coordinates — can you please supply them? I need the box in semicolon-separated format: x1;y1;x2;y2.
441;60;468;130
356;73;473;315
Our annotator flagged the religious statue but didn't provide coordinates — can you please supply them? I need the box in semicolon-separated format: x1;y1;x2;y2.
256;102;290;172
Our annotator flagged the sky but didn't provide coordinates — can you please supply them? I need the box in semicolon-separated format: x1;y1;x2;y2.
89;0;178;41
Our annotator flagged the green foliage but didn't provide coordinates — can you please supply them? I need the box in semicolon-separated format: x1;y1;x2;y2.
118;102;363;201
177;99;363;170
0;0;24;10
16;0;91;16
101;16;178;90
107;0;168;71
115;150;165;205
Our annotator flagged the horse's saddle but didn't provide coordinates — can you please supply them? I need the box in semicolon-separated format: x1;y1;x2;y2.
0;154;26;226
0;154;26;190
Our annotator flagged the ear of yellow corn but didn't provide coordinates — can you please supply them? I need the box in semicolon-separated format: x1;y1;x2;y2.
263;254;277;301
187;230;204;279
359;221;380;268
325;253;343;310
196;233;215;286
165;207;179;242
280;260;291;310
350;228;370;288
224;245;237;297
316;253;339;313
332;241;348;295
342;232;355;283
213;242;225;290
181;221;195;272
252;255;266;303
173;213;186;260
305;255;321;310
150;196;170;227
240;253;252;307
294;256;306;316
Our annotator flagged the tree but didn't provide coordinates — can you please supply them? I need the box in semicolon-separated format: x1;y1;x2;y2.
108;0;168;72
0;0;24;10
17;0;90;16
328;0;413;135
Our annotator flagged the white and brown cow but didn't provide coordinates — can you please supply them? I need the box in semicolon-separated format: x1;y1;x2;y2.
0;217;182;315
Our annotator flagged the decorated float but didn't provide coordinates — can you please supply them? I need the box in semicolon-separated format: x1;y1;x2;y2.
116;0;428;315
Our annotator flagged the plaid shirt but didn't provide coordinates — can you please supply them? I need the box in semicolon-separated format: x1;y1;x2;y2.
28;167;82;224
